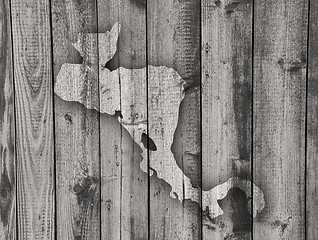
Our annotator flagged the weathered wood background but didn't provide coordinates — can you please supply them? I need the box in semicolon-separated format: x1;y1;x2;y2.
0;0;315;239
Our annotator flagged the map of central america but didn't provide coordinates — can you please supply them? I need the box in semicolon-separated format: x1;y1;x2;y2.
54;22;265;220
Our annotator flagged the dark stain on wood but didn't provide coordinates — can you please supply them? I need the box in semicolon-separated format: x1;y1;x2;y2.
130;217;135;240
141;133;157;151
232;80;251;161
202;187;252;238
271;217;292;236
0;0;8;119
307;77;318;139
218;188;252;233
0;167;12;226
114;110;123;119
72;175;100;239
73;176;98;207
277;58;307;72
202;206;217;224
202;187;253;239
225;0;252;14
132;0;146;7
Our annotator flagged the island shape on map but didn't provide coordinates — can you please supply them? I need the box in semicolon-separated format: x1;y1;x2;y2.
54;22;265;219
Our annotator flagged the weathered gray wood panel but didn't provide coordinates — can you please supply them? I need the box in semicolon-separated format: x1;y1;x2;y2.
0;0;16;238
201;0;253;238
147;0;202;239
96;2;122;239
50;0;101;239
97;0;149;239
10;0;55;238
253;0;308;239
307;0;318;238
1;0;316;239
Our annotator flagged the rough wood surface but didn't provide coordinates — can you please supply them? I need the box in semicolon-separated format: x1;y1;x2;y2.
307;0;318;238
253;0;308;239
201;0;254;238
10;0;55;239
54;22;207;239
97;0;148;239
0;0;15;238
55;1;263;239
147;1;202;239
2;0;317;239
50;0;101;239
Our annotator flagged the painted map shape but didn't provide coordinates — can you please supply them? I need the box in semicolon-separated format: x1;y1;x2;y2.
55;23;265;219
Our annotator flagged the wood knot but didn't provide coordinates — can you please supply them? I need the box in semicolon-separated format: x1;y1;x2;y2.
72;176;99;206
64;114;73;124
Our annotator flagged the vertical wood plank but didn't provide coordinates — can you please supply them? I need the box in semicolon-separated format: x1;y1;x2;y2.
0;0;16;238
147;1;202;239
97;0;149;239
10;0;55;238
50;0;100;239
253;0;308;239
201;0;253;238
307;0;317;238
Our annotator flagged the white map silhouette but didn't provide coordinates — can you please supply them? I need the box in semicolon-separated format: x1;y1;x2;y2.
55;23;265;219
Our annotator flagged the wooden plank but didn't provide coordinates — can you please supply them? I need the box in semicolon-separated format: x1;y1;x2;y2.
0;0;16;238
307;0;318;238
201;0;254;238
148;87;202;239
253;0;308;239
97;1;148;239
50;0;100;239
147;1;202;239
10;0;55;238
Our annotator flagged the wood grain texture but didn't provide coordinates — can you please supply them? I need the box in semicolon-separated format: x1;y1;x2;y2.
0;0;16;238
50;0;100;239
307;0;318;238
147;0;201;83
147;0;201;239
253;0;308;239
201;0;253;238
4;0;316;239
10;0;55;239
97;0;148;239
